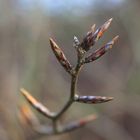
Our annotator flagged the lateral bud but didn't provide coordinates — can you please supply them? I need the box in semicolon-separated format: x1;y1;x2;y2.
73;36;80;49
84;35;119;63
60;114;97;133
20;88;53;119
75;95;114;104
81;18;113;51
49;38;73;74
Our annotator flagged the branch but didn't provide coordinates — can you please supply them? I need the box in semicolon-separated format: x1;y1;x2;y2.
19;18;118;136
53;63;83;120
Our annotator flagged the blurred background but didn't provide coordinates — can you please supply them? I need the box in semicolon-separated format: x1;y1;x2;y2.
0;0;140;140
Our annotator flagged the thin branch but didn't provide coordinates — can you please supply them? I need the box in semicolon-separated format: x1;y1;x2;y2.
54;63;83;120
20;18;118;136
36;114;97;135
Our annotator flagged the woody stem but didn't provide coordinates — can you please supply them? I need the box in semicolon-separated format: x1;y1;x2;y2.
51;55;84;133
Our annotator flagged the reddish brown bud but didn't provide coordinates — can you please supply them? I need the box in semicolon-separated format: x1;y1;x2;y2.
20;88;52;119
81;18;113;51
49;38;73;74
60;114;97;133
84;35;119;63
75;95;113;104
94;18;113;42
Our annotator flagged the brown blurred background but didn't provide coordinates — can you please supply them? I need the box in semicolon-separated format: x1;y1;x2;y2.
0;0;140;140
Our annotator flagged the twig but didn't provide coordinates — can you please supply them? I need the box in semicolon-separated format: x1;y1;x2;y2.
20;18;119;135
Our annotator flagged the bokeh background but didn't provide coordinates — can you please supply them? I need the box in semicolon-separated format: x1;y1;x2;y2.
0;0;140;140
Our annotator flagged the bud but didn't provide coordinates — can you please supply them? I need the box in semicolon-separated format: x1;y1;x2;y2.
49;38;73;74
94;18;113;42
20;88;52;118
81;18;113;51
80;24;96;51
84;35;119;63
75;95;113;104
60;114;97;133
73;36;80;49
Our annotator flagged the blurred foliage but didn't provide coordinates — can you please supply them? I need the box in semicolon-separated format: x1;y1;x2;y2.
0;0;140;140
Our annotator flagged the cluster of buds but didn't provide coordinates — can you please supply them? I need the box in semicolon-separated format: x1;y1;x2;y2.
19;18;119;136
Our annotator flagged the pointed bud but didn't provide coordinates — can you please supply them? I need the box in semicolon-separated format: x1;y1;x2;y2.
60;114;97;133
81;18;113;51
73;36;80;49
80;27;95;51
49;38;73;74
94;18;113;42
20;88;52;119
84;35;119;63
91;24;96;32
75;95;113;104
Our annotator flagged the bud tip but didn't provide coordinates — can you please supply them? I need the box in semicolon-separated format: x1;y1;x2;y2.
91;24;96;31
